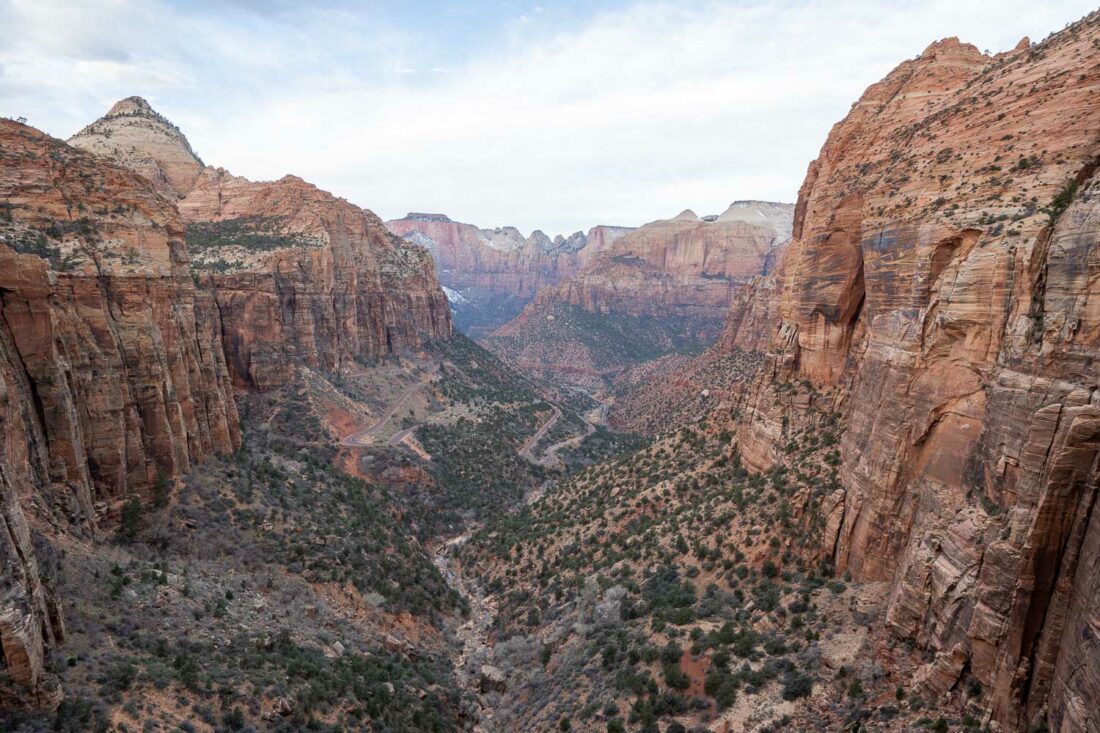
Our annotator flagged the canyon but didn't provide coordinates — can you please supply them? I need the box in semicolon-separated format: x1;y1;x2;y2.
1;7;1099;733
386;212;633;336
0;99;452;719
485;201;793;388
726;20;1100;732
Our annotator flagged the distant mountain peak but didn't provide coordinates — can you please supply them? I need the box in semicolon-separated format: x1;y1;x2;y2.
106;95;157;117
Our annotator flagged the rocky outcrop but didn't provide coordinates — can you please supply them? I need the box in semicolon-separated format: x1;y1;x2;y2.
386;213;632;299
72;100;453;392
69;96;204;199
544;201;793;334
730;17;1100;731
182;172;452;390
485;202;792;386
714;275;779;353
0;119;240;708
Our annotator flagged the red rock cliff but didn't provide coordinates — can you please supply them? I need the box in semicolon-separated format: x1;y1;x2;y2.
731;18;1100;731
181;171;452;390
71;100;453;392
0;120;240;707
385;213;632;298
538;201;792;333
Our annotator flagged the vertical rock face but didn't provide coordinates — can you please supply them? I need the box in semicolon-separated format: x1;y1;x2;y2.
540;202;793;333
72;101;453;392
68;96;205;199
0;120;240;707
385;213;632;337
483;203;792;387
385;213;632;299
182;172;452;390
731;17;1100;730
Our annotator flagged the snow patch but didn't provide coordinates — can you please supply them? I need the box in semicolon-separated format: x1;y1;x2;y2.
442;286;470;305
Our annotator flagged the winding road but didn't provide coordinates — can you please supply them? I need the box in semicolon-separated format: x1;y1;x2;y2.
518;405;562;460
339;367;438;447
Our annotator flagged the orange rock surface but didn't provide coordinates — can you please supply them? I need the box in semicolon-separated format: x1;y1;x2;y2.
0;119;240;707
182;171;452;390
386;212;633;298
727;17;1100;730
547;202;793;328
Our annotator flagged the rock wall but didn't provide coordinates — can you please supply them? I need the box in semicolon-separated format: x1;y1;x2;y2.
535;202;793;337
729;19;1100;731
70;99;453;392
386;213;632;299
0;120;240;707
184;172;452;390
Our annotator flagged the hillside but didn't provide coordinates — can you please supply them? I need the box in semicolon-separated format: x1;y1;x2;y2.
484;202;792;389
386;213;632;336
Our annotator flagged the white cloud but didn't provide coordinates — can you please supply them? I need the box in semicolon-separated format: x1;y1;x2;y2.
1;0;1094;234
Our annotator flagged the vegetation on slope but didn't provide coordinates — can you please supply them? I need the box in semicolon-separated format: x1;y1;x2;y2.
458;387;985;732
1;386;472;733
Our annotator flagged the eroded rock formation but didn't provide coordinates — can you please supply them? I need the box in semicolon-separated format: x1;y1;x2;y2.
183;172;452;390
386;213;632;299
0;119;240;707
71;100;453;391
486;202;792;386
728;18;1100;731
68;96;204;199
547;202;793;331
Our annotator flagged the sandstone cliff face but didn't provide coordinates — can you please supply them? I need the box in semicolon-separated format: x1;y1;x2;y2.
730;19;1100;731
545;202;793;332
485;202;792;387
0;120;240;707
68;96;204;199
71;99;453;392
385;213;632;299
183;172;452;390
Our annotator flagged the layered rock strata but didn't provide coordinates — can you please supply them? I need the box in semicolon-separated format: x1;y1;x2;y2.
386;212;633;299
68;96;204;199
546;202;793;330
0;119;240;707
71;100;453;391
182;172;452;390
728;20;1100;731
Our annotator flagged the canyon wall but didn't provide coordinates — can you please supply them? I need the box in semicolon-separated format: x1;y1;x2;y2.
0;120;240;707
484;202;792;386
386;213;632;336
546;202;793;330
71;101;452;392
386;212;633;299
0;98;452;710
183;172;452;390
729;19;1100;731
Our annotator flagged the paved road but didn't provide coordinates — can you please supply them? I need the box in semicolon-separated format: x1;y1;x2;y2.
532;399;609;467
339;367;438;447
518;405;562;459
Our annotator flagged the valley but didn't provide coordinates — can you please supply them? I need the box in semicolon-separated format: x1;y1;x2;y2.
2;6;1100;733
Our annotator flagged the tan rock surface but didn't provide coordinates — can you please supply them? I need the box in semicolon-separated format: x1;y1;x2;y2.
0;119;240;709
728;16;1100;730
69;96;204;198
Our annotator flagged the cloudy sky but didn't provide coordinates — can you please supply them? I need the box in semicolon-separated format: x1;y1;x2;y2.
1;1;1094;234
